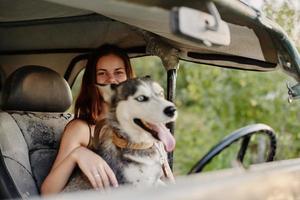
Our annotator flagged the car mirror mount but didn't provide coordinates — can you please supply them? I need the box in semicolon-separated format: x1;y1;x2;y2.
137;29;179;71
287;82;300;103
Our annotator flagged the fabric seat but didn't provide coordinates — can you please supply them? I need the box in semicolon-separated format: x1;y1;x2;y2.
0;65;73;199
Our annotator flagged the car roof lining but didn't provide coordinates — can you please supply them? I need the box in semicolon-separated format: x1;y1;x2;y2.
0;0;93;23
0;0;285;72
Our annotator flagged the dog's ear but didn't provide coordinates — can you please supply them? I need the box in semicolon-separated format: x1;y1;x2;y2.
95;84;116;103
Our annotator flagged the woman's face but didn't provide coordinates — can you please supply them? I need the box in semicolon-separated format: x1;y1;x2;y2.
96;54;127;84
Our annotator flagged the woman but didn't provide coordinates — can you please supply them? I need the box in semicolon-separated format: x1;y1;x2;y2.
41;44;135;195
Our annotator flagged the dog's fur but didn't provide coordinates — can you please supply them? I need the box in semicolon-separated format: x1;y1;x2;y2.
64;77;177;192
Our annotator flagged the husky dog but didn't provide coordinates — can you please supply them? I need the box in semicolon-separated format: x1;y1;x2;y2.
64;76;177;191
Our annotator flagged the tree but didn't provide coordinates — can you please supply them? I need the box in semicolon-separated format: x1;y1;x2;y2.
263;0;300;48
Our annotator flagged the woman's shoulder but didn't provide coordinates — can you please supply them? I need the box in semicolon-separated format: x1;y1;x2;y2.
66;119;89;129
62;119;91;145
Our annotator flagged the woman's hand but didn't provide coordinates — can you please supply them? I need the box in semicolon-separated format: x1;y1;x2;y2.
73;146;119;189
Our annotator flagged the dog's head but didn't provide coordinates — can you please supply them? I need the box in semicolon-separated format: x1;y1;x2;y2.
97;76;177;152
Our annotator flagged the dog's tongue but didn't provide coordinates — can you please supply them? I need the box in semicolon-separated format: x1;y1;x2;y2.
150;123;176;152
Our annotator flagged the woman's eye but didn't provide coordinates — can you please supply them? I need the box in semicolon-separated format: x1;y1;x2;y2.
97;72;106;76
135;95;149;102
115;71;125;76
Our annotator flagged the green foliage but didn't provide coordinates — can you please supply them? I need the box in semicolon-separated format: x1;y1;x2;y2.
263;0;300;48
175;62;300;174
132;57;300;175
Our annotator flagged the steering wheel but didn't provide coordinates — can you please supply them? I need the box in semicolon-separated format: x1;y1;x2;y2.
188;123;277;174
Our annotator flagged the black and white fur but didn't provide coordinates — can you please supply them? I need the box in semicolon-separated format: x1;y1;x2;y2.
64;77;177;191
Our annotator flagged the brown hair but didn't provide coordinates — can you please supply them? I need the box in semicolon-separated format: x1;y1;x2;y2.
74;44;135;124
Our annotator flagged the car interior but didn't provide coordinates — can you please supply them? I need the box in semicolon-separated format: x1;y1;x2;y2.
1;0;300;199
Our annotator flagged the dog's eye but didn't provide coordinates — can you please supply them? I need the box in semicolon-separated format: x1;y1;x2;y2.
135;95;149;102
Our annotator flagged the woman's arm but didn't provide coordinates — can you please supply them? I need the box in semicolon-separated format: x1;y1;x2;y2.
40;120;87;195
40;120;118;195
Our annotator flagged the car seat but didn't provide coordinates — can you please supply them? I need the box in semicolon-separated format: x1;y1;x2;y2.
0;65;73;198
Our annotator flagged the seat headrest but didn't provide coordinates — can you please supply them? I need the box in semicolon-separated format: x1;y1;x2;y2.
2;65;72;112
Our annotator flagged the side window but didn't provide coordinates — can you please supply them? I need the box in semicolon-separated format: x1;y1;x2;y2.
68;69;84;113
131;56;166;88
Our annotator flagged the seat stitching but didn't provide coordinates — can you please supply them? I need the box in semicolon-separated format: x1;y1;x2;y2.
3;155;33;176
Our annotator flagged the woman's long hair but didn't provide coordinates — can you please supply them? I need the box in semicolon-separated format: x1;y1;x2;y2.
74;44;135;124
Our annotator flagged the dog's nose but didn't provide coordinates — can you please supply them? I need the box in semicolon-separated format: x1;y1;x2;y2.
164;106;176;117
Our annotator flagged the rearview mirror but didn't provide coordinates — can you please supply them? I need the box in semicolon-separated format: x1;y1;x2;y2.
171;3;231;46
